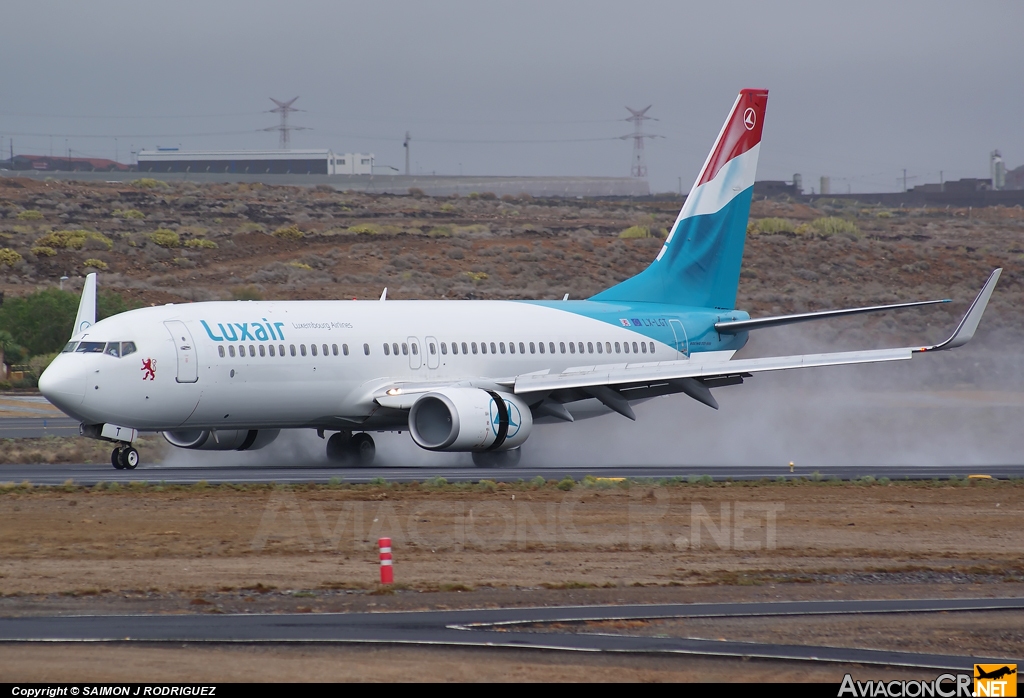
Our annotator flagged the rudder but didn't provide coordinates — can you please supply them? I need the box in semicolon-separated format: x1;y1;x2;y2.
592;89;768;309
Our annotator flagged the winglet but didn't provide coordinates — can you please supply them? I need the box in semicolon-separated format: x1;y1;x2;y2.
380;287;387;301
73;272;97;337
915;269;1000;353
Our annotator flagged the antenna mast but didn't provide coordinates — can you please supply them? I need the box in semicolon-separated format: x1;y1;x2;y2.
263;97;309;149
403;132;411;176
620;106;662;178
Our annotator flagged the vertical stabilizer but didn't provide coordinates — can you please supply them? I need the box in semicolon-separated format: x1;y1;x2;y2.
74;273;97;336
592;89;768;309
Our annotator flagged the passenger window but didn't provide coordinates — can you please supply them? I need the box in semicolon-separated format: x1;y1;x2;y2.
649;342;655;354
499;342;506;354
401;343;408;356
569;342;575;354
519;342;526;354
300;345;307;357
596;342;602;354
632;342;639;353
259;345;266;357
481;342;487;355
489;342;496;354
390;343;397;355
640;342;647;353
311;344;318;357
615;342;621;353
537;342;544;354
605;342;612;354
587;342;594;354
238;345;244;356
548;342;555;354
343;344;350;356
249;345;256;357
363;343;370;355
322;344;328;356
229;346;236;357
530;342;536;354
218;346;225;358
623;342;630;354
471;342;478;354
279;344;285;356
450;342;457;355
383;343;391;356
508;342;515;355
332;344;338;356
559;342;566;354
462;342;469;354
411;343;418;355
62;341;78;353
578;342;584;354
269;345;275;357
121;342;137;357
429;342;436;355
440;343;447;355
105;343;120;357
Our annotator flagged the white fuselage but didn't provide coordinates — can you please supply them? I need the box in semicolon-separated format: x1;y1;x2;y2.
39;299;715;432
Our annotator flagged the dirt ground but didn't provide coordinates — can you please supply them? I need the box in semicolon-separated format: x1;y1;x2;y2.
1;481;1022;681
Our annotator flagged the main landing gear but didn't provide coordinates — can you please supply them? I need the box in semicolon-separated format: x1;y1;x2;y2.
111;444;139;470
326;431;376;467
472;448;522;468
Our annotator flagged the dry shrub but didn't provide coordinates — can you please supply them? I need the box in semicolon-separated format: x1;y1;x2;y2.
273;224;304;240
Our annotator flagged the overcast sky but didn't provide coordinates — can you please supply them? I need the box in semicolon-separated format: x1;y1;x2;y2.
2;1;1021;193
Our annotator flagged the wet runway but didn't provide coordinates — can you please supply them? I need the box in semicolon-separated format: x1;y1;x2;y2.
2;597;1022;669
2;461;1022;486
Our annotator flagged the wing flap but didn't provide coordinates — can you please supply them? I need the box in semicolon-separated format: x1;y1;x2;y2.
514;348;912;394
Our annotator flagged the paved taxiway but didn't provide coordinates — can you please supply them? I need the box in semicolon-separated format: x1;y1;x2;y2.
2;461;1023;486
3;598;1022;669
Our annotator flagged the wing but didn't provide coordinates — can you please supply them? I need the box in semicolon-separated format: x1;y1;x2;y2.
510;269;1001;418
375;270;999;419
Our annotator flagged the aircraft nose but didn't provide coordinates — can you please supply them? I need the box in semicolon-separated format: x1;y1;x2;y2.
38;358;86;413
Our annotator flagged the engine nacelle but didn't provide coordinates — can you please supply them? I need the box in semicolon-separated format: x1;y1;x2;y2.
162;429;280;451
408;388;533;452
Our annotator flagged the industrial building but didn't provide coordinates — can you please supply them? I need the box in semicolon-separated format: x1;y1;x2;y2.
136;149;374;175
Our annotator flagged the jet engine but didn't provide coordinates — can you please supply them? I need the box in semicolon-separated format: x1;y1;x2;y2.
162;429;280;451
408;388;532;452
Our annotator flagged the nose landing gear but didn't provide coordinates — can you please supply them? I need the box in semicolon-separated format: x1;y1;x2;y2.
111;445;139;470
325;431;375;466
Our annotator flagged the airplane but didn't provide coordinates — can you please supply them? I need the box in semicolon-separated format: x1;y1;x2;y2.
38;88;1001;470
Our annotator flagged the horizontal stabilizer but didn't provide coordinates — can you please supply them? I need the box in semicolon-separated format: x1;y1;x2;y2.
715;298;950;334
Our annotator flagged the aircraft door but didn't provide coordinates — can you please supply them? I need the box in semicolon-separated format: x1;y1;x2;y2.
164;320;199;383
668;319;689;357
424;336;440;369
408;336;422;370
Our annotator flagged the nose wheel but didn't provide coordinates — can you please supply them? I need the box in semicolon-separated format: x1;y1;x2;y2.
111;445;139;470
326;431;375;466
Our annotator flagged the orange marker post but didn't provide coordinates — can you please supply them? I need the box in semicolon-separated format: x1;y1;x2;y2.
379;537;393;584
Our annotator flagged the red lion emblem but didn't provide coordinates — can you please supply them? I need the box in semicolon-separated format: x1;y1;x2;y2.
141;358;156;380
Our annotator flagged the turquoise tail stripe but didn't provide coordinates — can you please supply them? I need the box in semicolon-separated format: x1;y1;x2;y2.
590;186;753;310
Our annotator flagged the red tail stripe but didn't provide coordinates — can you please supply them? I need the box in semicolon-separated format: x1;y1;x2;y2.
697;88;768;187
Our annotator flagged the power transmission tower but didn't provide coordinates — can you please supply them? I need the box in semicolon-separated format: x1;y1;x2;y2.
403;132;411;176
263;97;310;149
620;106;662;178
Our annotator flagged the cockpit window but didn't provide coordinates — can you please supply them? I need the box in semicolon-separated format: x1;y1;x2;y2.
62;341;78;353
121;342;137;357
104;343;121;358
76;341;106;353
